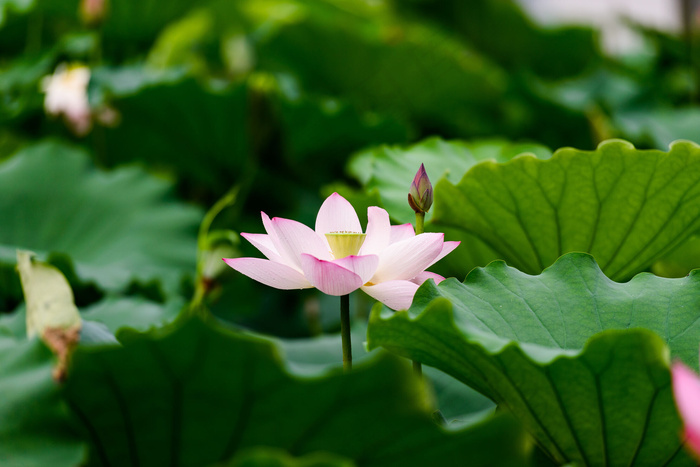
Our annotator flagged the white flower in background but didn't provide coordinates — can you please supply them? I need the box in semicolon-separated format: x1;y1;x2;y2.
516;0;684;55
41;64;92;136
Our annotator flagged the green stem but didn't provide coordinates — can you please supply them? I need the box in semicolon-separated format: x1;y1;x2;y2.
415;212;425;236
340;294;352;371
412;211;426;377
188;186;240;318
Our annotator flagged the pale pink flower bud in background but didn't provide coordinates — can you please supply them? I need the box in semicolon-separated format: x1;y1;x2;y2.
42;64;92;136
80;0;108;27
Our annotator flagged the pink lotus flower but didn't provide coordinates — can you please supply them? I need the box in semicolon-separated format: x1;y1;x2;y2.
223;193;458;310
672;358;700;459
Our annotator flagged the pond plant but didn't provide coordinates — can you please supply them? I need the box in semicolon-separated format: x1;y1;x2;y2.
2;0;700;466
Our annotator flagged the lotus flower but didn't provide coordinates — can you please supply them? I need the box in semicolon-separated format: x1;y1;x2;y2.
223;193;458;310
672;357;700;459
41;64;92;136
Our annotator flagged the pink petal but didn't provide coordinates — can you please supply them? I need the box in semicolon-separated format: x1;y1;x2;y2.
315;192;362;235
333;254;379;284
261;212;295;266
359;206;391;256
261;212;276;237
427;241;460;268
371;233;444;283
410;271;446;285
389;223;415;244
362;280;420;310
300;254;363;296
269;217;332;269
673;362;700;458
223;257;312;289
240;233;283;262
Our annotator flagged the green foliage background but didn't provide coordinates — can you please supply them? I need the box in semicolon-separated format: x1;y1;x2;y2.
2;0;700;465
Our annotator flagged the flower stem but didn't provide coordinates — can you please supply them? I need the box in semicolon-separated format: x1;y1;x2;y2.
412;211;426;377
415;211;425;236
340;294;352;371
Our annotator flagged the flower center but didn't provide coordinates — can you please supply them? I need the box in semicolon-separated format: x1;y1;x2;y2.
325;232;366;259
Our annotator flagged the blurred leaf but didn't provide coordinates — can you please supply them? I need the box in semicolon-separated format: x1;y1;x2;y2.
80;296;183;334
0;141;201;297
421;365;495;423
100;0;197;57
274;90;412;176
79;320;118;346
0;336;86;466
0;304;25;336
147;9;214;72
96;74;251;194
0;0;34;27
278;323;375;375
434;139;700;280
652;235;700;278
528;69;641;114
367;253;698;465
278;321;494;419
401;0;600;80
89;64;186;102
221;447;354;467
614;108;700;149
65;315;528;466
0;49;54;123
256;1;508;136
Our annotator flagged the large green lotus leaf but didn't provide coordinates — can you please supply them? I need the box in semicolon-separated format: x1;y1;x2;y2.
0;336;86;466
65;315;528;467
367;253;700;465
94;76;250;193
434;139;700;280
348;137;552;225
255;1;508;136
0;141;201;296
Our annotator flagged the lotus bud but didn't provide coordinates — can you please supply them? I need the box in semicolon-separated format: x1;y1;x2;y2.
408;163;433;214
80;0;108;27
